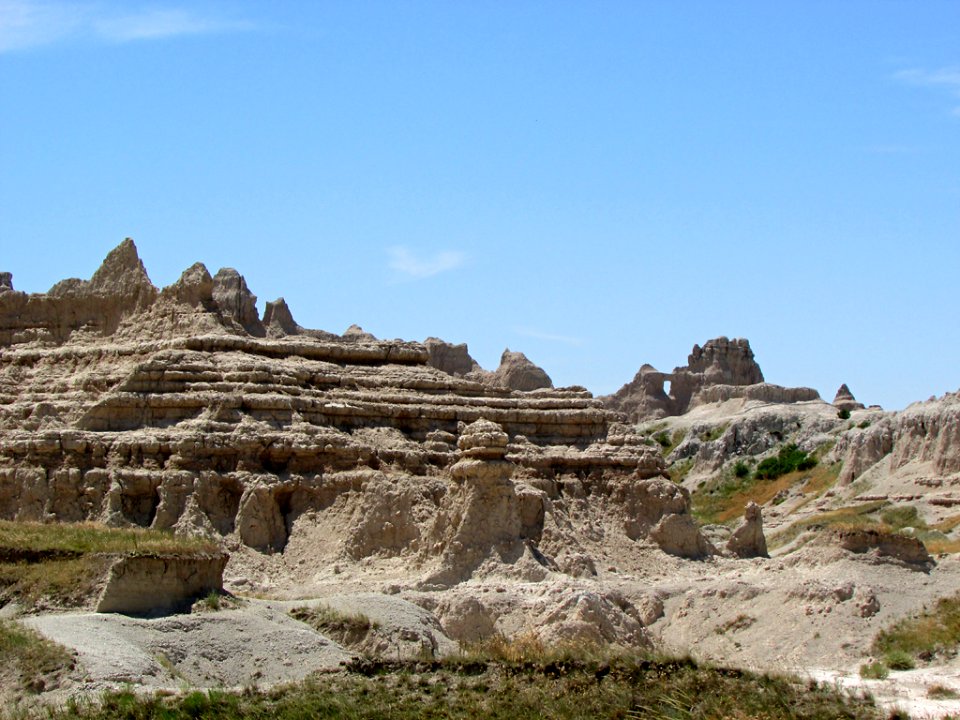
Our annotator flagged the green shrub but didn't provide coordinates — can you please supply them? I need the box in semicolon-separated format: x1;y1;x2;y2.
838;408;851;420
859;661;889;679
733;461;750;478
754;444;817;480
884;650;916;670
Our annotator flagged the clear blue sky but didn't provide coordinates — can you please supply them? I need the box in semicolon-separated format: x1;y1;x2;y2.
2;1;958;410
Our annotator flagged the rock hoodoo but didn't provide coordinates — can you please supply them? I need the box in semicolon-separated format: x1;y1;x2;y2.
726;502;768;559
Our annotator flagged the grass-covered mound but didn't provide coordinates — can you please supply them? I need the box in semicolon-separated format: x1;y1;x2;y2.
0;520;220;610
23;654;881;720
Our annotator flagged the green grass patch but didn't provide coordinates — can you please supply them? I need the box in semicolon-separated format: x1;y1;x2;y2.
21;653;882;720
290;604;379;650
767;500;889;550
0;521;220;610
0;520;219;557
873;592;960;662
0;619;75;694
883;650;915;671
652;428;687;456
693;463;839;526
0;555;113;608
859;662;888;680
698;423;729;443
668;458;693;484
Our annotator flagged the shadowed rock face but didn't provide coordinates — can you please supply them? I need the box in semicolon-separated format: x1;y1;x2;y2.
606;337;819;421
0;239;693;571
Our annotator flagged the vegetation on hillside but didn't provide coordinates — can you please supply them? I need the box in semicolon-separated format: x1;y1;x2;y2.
0;520;219;557
873;592;960;664
693;460;840;526
12;652;882;720
0;620;75;695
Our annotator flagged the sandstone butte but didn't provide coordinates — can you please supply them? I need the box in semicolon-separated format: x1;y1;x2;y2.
4;239;960;716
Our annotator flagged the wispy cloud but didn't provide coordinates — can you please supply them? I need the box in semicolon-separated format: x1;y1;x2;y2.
0;1;252;52
513;327;584;346
895;66;960;117
387;246;466;280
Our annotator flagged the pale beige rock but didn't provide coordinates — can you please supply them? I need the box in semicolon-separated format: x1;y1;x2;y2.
726;502;768;558
96;553;228;614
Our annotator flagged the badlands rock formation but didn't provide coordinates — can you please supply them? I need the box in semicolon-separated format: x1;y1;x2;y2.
606;337;819;421
0;240;702;576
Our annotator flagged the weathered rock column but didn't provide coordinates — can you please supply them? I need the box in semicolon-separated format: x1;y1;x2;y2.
423;418;547;586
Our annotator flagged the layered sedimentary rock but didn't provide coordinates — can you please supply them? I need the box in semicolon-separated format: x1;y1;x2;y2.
832;384;865;413
0;239;694;574
835;391;960;484
606;337;820;421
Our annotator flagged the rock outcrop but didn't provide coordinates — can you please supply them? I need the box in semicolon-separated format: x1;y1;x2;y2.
606;337;820;421
726;502;768;558
96;552;228;614
488;349;553;392
835;391;960;485
832;384;865;412
0;239;695;577
424;337;479;377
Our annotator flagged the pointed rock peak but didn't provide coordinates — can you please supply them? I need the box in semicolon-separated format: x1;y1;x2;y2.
212;267;263;336
492;348;553;391
89;238;153;291
165;262;214;307
263;297;299;336
833;383;865;411
343;324;377;341
0;272;12;291
834;383;856;402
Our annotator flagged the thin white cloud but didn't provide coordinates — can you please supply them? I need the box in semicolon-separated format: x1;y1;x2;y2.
387;246;466;280
513;327;584;346
895;66;960;117
0;0;85;51
95;8;252;42
0;1;251;52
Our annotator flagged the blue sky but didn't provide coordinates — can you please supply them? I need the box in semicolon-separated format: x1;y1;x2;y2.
1;1;958;410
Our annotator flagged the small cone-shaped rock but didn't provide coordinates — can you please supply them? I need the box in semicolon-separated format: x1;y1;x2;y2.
833;383;865;412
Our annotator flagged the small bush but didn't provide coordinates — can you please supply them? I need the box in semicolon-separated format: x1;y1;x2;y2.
838;408;851;420
733;461;750;478
928;683;959;699
755;444;817;480
884;650;916;670
859;661;889;679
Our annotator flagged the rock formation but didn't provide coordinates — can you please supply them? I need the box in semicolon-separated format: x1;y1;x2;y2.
606;337;819;421
726;502;768;558
832;384;865;413
424;337;479;377
835;391;960;485
489;349;553;391
0;239;702;577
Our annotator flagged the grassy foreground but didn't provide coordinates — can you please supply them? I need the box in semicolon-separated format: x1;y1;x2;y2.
6;655;882;720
